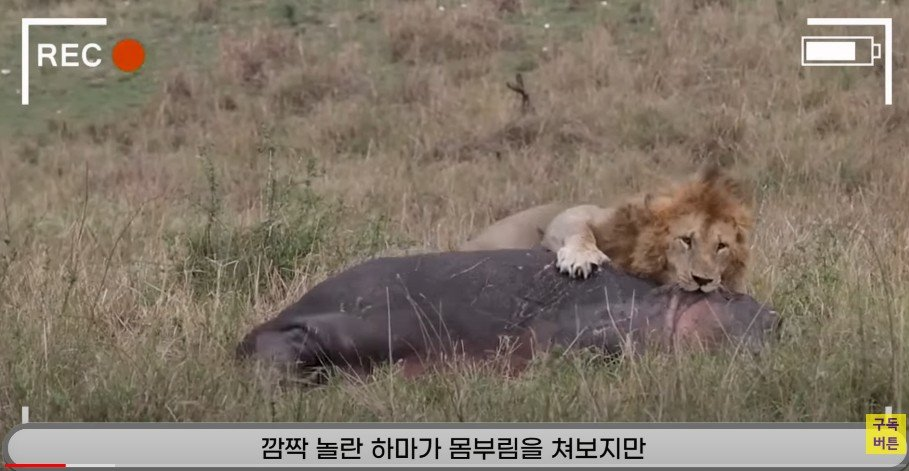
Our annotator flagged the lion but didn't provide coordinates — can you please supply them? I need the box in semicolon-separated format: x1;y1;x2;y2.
459;203;570;252
459;166;753;293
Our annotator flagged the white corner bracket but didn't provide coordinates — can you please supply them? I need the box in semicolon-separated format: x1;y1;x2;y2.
21;17;107;105
803;18;893;105
21;405;29;424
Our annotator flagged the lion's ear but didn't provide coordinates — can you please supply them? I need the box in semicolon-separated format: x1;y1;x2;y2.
642;193;664;213
641;192;672;215
697;163;749;203
696;161;724;184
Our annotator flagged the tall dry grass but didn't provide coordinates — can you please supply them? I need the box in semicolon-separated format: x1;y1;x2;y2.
0;0;907;440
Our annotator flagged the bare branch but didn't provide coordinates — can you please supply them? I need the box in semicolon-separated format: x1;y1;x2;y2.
506;73;533;115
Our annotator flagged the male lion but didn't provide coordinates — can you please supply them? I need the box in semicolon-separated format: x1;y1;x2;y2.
459;166;753;293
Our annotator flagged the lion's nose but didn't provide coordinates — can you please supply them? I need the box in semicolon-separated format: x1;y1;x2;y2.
692;275;714;287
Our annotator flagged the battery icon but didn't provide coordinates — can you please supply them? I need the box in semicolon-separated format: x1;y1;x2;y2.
802;18;892;105
801;36;882;66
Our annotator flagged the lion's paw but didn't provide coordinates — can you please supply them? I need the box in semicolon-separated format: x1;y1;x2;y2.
556;245;610;279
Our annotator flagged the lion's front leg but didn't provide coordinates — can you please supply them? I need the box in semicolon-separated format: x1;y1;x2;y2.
542;205;613;279
556;233;610;279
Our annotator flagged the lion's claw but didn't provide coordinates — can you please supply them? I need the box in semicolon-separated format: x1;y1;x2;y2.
556;245;610;279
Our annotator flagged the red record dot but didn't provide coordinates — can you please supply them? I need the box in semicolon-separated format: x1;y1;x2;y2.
112;38;145;72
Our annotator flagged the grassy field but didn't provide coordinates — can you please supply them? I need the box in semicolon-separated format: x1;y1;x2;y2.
1;0;908;440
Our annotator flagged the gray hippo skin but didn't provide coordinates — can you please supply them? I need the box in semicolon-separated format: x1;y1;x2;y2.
236;248;780;377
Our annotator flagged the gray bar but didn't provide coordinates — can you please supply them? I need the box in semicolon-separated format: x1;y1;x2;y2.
3;423;907;468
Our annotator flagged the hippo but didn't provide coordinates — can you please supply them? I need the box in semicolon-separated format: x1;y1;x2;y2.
236;248;780;378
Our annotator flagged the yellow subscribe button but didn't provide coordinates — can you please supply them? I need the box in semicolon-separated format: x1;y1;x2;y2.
866;413;907;455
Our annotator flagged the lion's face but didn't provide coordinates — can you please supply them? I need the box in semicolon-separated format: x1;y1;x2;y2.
663;213;744;293
626;166;752;293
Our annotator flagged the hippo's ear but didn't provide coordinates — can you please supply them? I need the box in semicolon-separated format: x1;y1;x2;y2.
770;310;784;341
236;320;319;368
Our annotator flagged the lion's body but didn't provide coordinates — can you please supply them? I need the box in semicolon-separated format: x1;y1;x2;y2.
458;203;569;251
460;167;753;293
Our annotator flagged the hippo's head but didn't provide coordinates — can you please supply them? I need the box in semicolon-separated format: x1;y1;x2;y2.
662;287;781;354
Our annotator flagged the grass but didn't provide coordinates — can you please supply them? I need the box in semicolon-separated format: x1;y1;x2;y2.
1;0;908;445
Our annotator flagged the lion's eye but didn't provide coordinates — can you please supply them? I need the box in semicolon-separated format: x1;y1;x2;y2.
679;235;692;247
717;242;728;251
